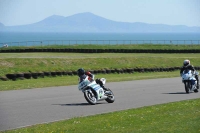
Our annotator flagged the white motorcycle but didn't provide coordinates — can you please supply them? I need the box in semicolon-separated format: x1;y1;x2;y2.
78;76;115;105
181;69;199;93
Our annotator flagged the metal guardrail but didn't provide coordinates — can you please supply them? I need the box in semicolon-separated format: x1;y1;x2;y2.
1;40;200;47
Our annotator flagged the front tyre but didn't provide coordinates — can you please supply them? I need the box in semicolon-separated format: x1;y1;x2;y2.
105;88;115;103
184;81;190;94
84;90;97;105
194;89;198;93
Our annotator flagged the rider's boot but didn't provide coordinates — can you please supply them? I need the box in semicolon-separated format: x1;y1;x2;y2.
96;79;109;91
100;85;111;94
197;80;199;89
195;75;199;89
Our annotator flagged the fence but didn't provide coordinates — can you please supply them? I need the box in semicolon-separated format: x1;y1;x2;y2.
1;40;200;47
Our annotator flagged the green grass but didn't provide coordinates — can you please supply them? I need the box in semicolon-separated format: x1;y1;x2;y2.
1;53;200;77
0;71;179;91
2;98;200;133
0;52;199;91
1;52;200;58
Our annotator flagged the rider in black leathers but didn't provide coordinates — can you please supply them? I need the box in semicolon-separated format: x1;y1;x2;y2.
180;59;199;89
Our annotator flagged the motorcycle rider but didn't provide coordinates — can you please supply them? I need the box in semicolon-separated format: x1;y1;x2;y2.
77;68;109;91
180;59;199;89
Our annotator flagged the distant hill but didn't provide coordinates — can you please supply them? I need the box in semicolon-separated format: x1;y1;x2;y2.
0;22;4;27
0;12;200;33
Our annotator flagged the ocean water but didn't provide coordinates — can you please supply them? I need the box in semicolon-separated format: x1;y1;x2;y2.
0;32;200;46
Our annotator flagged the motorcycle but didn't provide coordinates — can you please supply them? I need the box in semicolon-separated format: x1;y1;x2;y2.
181;69;199;93
78;76;115;105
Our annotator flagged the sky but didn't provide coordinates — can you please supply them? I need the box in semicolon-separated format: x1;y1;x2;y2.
0;0;200;27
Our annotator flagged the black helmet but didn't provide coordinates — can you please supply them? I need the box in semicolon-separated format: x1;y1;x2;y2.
183;59;190;66
77;68;85;77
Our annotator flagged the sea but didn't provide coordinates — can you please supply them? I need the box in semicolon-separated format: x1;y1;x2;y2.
0;32;200;46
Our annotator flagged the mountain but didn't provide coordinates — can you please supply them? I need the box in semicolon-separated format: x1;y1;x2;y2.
0;22;4;27
0;12;200;33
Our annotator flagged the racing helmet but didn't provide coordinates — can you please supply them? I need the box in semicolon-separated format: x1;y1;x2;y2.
183;59;190;66
77;68;85;77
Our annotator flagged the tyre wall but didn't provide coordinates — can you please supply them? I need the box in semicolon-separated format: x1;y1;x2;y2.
0;48;200;53
2;66;199;81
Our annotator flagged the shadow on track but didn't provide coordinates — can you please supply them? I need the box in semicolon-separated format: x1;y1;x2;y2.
162;92;188;94
52;103;104;106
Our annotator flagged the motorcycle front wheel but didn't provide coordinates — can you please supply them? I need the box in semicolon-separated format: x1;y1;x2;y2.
184;81;190;94
84;90;97;105
105;88;115;103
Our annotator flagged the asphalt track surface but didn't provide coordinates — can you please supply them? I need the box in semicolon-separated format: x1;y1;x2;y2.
0;77;199;131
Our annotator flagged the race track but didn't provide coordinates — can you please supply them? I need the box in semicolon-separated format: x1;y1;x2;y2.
0;77;199;131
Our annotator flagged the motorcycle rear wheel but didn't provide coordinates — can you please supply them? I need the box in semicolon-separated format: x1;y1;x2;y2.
84;90;97;105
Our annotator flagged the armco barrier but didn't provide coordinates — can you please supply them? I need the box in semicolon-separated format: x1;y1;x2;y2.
0;66;186;81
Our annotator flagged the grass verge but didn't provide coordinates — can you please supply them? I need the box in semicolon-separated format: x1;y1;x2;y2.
2;98;200;133
0;71;179;91
1;53;200;77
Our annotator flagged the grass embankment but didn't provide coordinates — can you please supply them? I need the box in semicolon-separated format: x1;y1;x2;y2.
1;53;200;76
0;53;200;91
0;71;179;91
1;44;200;50
2;98;200;133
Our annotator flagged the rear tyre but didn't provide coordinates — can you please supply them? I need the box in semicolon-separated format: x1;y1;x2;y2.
105;88;115;103
84;90;97;105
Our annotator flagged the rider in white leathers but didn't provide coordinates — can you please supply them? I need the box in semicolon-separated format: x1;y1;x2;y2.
180;59;199;89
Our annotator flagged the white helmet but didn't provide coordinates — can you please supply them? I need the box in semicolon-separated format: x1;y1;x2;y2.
183;59;190;66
